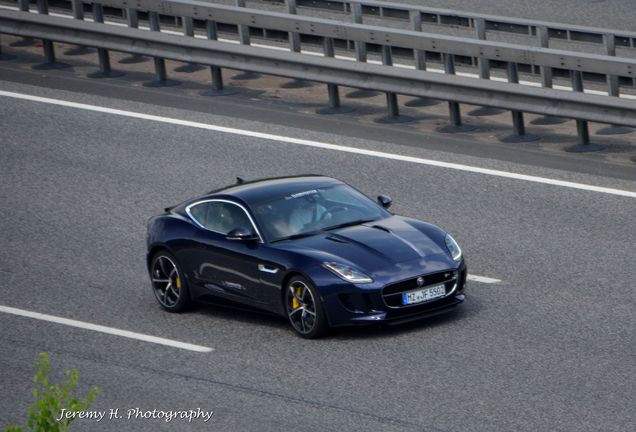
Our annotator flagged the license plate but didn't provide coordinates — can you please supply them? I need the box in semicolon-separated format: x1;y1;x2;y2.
402;284;446;305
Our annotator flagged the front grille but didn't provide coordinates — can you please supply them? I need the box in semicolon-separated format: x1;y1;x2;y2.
382;270;458;308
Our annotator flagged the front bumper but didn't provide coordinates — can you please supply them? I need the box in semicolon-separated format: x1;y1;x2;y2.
323;261;467;327
346;294;464;326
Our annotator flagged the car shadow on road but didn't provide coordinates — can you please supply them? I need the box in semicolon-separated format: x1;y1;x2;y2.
187;295;481;340
189;297;290;329
330;309;461;340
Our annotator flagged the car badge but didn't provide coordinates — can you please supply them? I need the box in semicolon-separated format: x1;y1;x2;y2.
416;276;425;287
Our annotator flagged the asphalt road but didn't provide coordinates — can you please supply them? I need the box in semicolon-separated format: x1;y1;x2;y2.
1;77;635;432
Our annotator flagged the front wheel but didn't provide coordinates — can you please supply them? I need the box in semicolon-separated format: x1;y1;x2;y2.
285;276;328;338
149;251;191;312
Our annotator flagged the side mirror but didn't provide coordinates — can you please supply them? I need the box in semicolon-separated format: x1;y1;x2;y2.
226;227;258;241
377;195;392;209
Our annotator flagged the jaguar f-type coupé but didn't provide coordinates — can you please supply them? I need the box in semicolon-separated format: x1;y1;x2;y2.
146;176;466;338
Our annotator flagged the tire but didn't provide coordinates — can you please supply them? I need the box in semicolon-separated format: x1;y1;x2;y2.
284;276;328;338
149;251;191;312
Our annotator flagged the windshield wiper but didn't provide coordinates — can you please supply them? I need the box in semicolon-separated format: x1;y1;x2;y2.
271;219;379;242
270;230;322;243
321;218;378;232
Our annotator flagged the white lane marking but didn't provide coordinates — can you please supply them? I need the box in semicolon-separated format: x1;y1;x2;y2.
0;305;213;352
467;274;500;284
3;4;635;100
1;90;635;199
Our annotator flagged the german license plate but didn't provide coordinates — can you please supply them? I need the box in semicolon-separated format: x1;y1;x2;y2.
402;284;446;305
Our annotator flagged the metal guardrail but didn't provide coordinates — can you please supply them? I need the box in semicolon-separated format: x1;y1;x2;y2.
79;0;636;78
265;0;636;94
286;0;636;51
0;0;635;150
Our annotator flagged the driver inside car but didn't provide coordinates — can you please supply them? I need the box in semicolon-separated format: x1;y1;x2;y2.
288;193;327;234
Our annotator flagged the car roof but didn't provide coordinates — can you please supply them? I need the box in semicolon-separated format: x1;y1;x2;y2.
203;175;343;205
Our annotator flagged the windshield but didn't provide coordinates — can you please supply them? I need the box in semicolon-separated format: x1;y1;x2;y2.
251;184;390;242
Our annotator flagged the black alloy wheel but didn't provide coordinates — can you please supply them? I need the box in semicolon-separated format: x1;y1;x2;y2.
150;252;191;312
285;276;327;338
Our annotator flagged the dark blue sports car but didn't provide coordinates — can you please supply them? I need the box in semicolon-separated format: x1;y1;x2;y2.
147;175;466;338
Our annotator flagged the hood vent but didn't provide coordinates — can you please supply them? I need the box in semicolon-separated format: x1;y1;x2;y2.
370;224;391;233
325;235;349;243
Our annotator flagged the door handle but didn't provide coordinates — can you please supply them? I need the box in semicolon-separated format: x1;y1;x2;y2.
258;264;279;274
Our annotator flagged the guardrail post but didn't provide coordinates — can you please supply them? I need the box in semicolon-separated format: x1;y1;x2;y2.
10;0;37;47
500;62;539;142
375;46;413;123
233;0;261;80
410;11;425;71
346;2;379;98
565;71;605;152
286;0;301;52
0;35;16;60
531;25;567;125
404;10;441;108
537;27;552;88
174;17;205;73
281;0;313;88
235;0;250;45
468;18;505;117
119;9;149;64
596;34;634;135
143;12;180;87
128;9;138;27
32;0;71;70
86;4;124;79
200;20;239;96
351;2;366;62
64;0;93;56
316;37;354;114
475;19;490;80
439;54;476;133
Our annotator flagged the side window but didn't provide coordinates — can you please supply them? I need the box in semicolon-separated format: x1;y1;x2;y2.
189;201;254;235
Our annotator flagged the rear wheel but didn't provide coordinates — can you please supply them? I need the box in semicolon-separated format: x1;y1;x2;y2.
150;251;190;312
285;276;327;338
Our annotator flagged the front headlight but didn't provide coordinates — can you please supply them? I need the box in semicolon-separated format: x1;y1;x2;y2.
322;262;373;284
445;234;462;261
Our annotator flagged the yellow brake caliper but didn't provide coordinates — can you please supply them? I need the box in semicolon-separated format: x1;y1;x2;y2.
175;275;181;290
291;286;302;309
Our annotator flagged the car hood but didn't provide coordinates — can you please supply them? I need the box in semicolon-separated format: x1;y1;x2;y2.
273;216;454;277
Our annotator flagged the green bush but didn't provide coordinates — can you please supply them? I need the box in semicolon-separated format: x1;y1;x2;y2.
4;352;100;432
